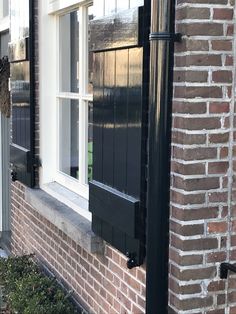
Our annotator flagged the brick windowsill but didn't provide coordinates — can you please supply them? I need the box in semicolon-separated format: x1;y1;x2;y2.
25;187;104;254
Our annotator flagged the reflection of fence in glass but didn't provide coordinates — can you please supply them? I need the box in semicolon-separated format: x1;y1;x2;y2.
12;103;30;149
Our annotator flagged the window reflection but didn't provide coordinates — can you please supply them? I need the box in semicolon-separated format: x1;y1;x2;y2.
10;0;29;41
59;99;79;178
59;11;79;93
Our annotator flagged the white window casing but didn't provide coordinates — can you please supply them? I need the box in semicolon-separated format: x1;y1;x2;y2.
40;0;93;218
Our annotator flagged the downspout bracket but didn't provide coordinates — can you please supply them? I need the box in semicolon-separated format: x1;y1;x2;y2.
220;263;236;279
149;32;182;42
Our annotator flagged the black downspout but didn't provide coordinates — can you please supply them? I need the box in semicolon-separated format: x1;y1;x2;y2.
146;0;179;313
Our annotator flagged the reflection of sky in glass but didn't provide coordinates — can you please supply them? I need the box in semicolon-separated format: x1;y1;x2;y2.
10;0;29;41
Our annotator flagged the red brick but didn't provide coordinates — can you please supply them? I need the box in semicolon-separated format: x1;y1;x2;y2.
213;70;232;83
171;206;219;221
207;221;228;233
208;162;229;174
173;117;221;130
172;131;206;145
213;8;234;20
175;54;222;67
173;176;220;191
209;133;229;144
176;7;210;20
174;86;222;99
212;40;232;51
177;23;223;36
174;70;208;83
173;146;217;161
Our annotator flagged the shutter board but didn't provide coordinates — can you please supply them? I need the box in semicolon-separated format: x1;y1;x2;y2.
90;4;148;267
10;144;33;187
89;180;140;237
92;215;143;264
90;7;143;52
10;0;35;187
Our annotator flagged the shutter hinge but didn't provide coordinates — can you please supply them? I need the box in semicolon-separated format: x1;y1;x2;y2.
126;252;138;269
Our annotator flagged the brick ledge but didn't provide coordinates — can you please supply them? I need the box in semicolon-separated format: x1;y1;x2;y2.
25;187;104;254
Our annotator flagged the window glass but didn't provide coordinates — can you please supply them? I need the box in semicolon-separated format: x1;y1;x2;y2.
57;4;94;195
88;6;93;94
59;11;79;93
10;0;29;41
59;99;79;178
2;0;9;17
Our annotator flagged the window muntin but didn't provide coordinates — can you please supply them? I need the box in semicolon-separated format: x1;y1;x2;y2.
56;4;93;199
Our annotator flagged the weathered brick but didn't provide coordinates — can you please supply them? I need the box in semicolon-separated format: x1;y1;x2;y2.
171;206;219;221
211;40;232;51
174;86;222;99
175;39;209;53
208;162;229;174
173;117;221;130
169;250;203;267
171;190;205;205
171;264;217;280
206;251;227;263
174;70;208;83
172;131;206;145
209;133;229;144
173;176;220;191
171;162;205;175
213;8;234;20
172;101;207;114
208;192;228;203
173;147;217;161
177;23;224;36
171;234;218;251
175;55;222;67
170;294;213;311
207;221;228;233
176;7;210;20
170;220;204;236
212;71;232;83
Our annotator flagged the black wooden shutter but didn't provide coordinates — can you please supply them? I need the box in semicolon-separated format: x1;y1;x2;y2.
9;0;35;187
89;6;149;267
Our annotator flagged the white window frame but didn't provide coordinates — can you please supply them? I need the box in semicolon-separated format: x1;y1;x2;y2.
39;0;93;217
55;5;92;200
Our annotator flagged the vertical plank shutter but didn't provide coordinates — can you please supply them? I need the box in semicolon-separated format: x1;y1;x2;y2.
89;6;149;267
9;0;35;187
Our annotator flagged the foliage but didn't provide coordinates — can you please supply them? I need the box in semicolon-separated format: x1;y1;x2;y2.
0;255;80;314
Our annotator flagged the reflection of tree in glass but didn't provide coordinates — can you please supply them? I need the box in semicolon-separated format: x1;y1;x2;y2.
11;67;25;81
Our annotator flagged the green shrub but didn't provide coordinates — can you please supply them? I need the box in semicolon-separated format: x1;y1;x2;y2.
0;255;80;314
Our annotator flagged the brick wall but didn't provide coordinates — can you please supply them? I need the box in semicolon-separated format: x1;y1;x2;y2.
169;0;235;313
11;182;146;314
10;0;236;313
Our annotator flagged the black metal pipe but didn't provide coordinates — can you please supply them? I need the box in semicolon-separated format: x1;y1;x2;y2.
146;0;178;313
29;0;35;187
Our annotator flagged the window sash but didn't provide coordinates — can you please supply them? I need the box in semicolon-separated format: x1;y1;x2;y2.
56;5;92;199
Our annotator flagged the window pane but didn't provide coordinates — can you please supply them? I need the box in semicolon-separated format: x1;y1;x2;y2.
2;0;9;17
10;0;29;41
59;11;79;93
11;62;30;149
88;6;94;94
88;101;93;181
59;99;79;179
